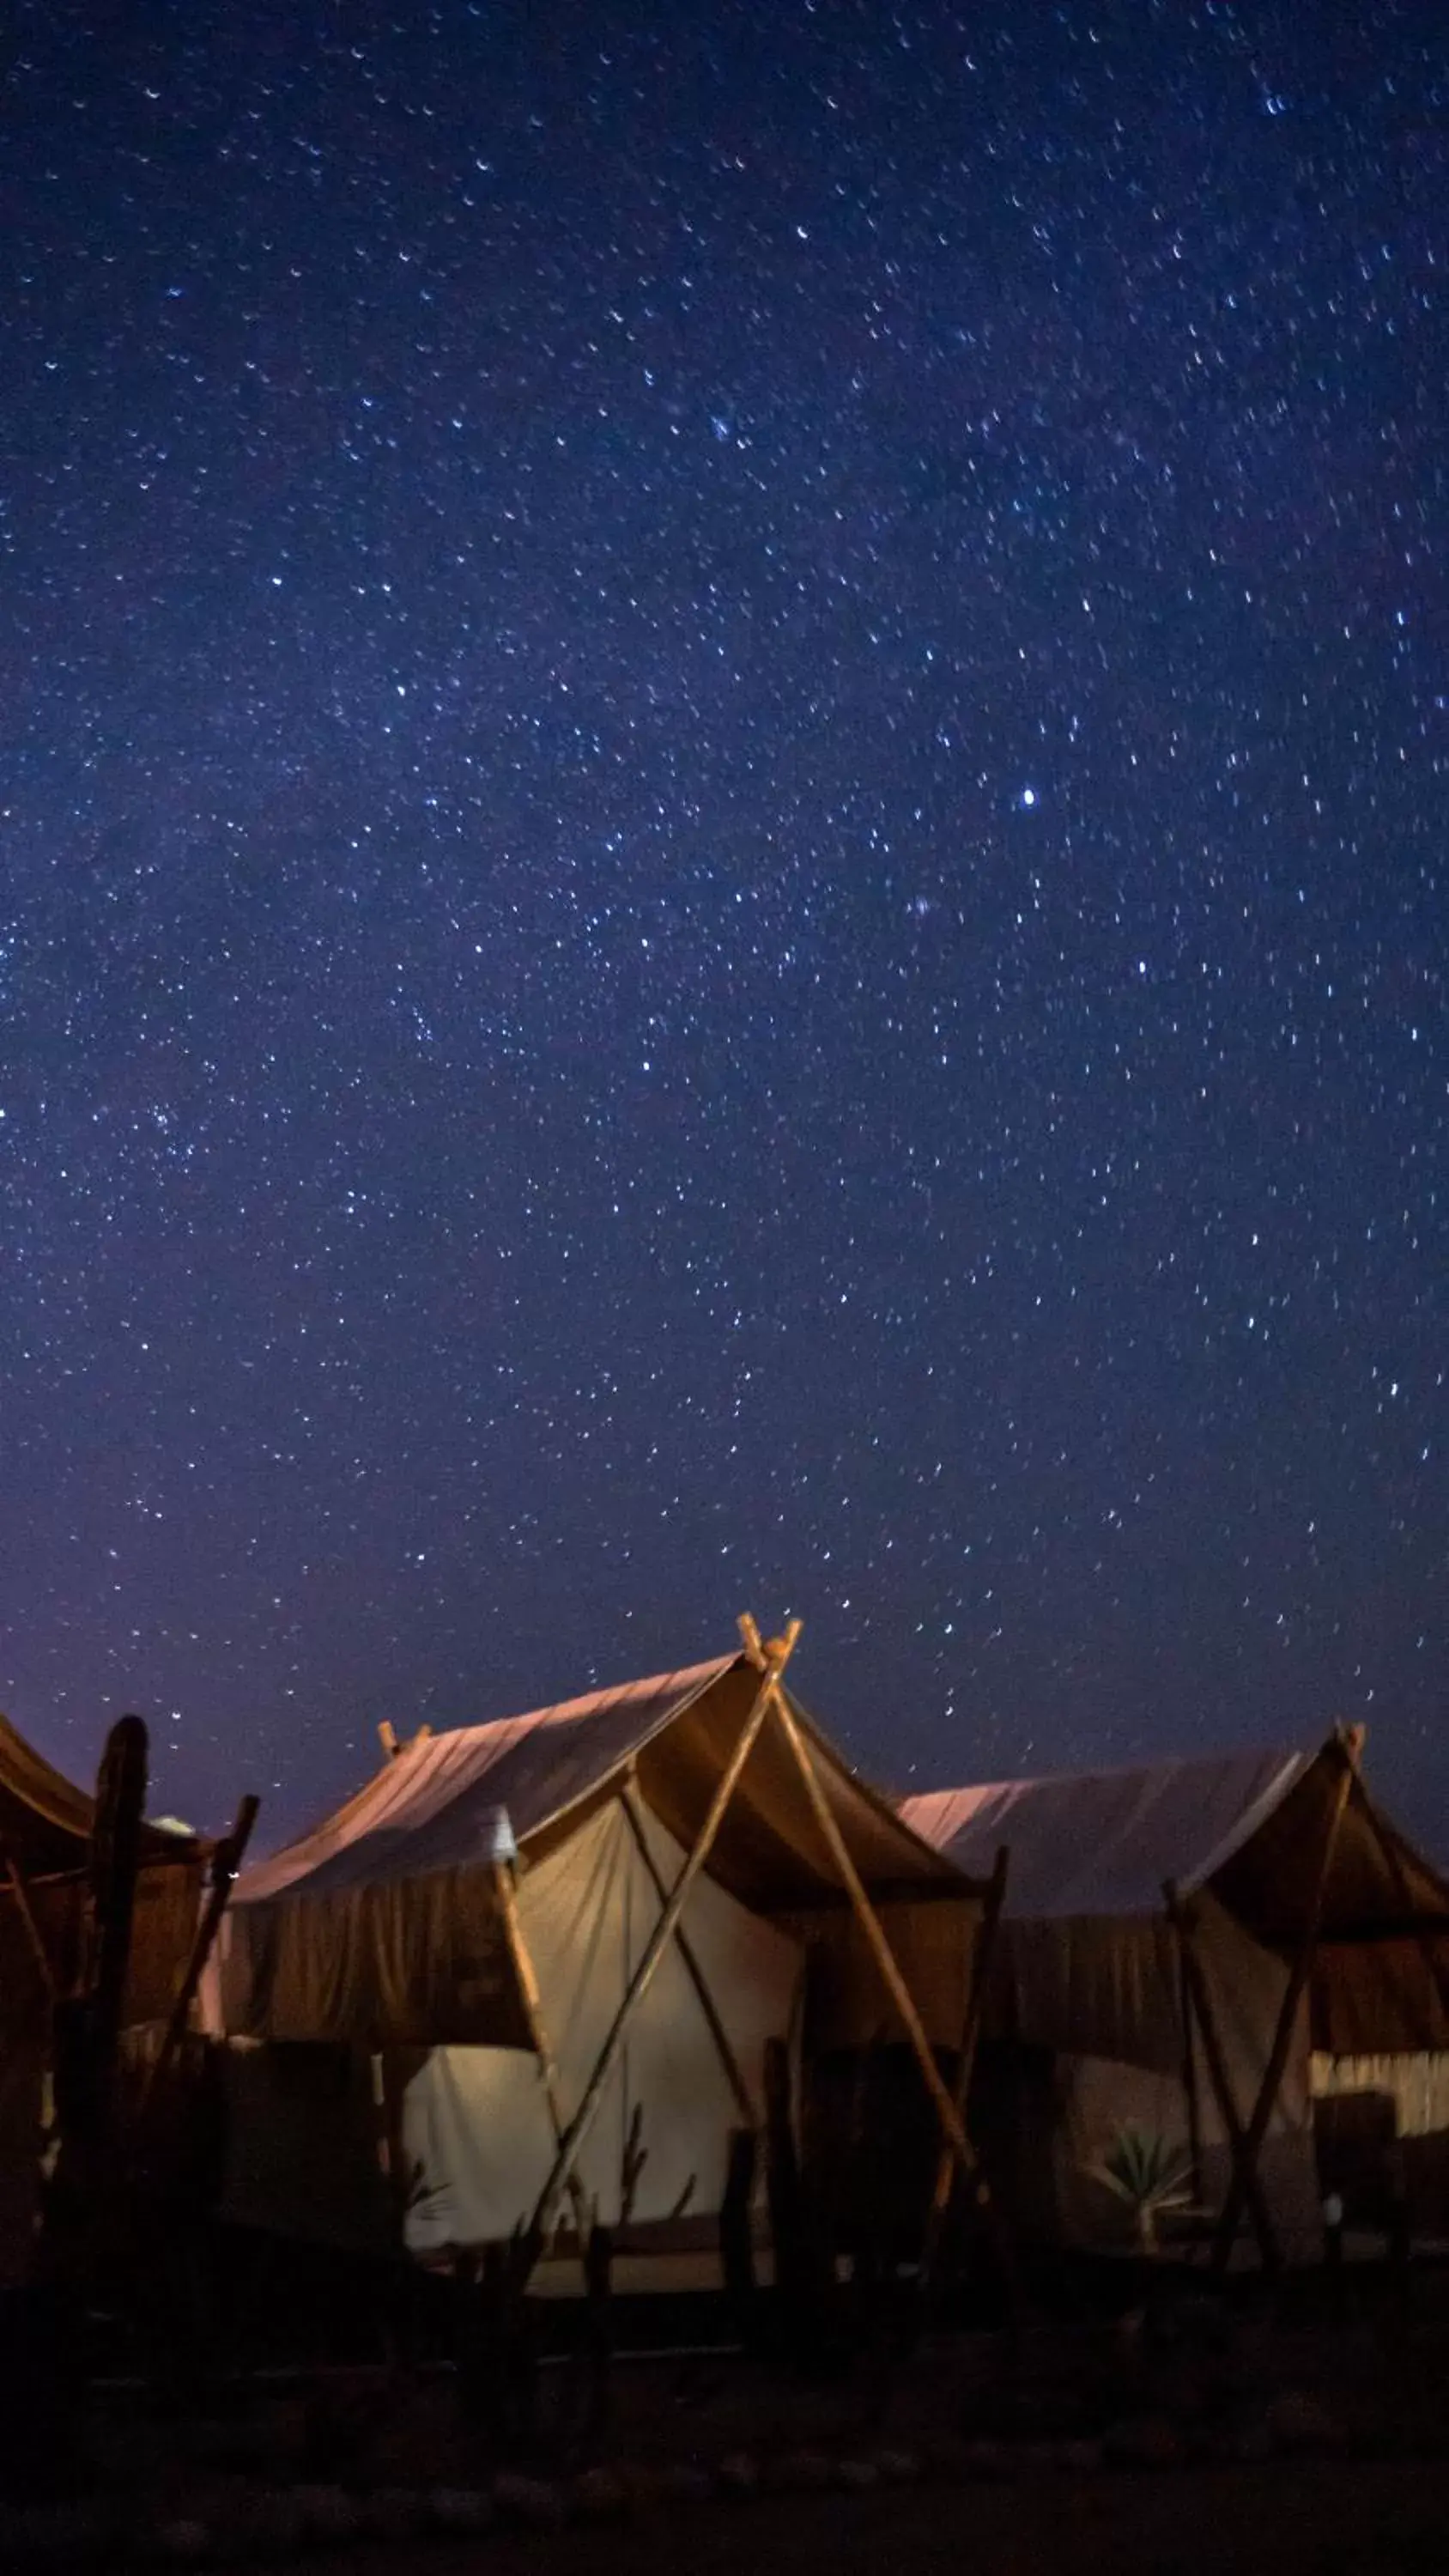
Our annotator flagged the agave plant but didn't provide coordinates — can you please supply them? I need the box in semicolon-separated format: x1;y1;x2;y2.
1088;2121;1197;2255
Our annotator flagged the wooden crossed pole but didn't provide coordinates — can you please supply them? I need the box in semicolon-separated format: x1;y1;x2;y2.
919;1840;1009;2293
618;1781;758;2130
1204;1728;1357;2273
1164;1880;1282;2273
528;1618;802;2245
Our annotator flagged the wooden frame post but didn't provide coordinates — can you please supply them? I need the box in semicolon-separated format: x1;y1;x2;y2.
0;1834;58;2002
1165;1880;1282;2273
761;1668;980;2186
1178;1916;1205;2211
920;1842;1009;2287
618;1783;757;2129
1208;1741;1355;2273
527;1619;801;2244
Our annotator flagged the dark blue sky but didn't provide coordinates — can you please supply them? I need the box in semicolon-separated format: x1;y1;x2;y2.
3;1;1444;1845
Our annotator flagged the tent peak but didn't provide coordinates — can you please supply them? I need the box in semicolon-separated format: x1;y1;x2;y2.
737;1611;803;1675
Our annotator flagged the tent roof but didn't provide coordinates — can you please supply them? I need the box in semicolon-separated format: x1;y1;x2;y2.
240;1649;967;1917
902;1736;1449;1947
0;1710;200;1878
902;1746;1310;1920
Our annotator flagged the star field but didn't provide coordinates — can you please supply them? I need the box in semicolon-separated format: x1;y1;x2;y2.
2;1;1445;1842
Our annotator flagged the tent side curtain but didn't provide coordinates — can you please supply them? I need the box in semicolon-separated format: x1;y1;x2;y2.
967;1893;1305;2087
215;1862;536;2049
1313;1936;1449;2057
0;1855;207;2038
780;1893;980;2051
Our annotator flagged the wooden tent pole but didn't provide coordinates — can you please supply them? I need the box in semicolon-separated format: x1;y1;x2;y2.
1165;1882;1281;2272
0;1833;58;2002
1209;1744;1355;2273
618;1784;757;2129
1336;1727;1449;2038
527;1622;800;2244
919;1841;1009;2287
491;1859;590;2236
766;1687;978;2180
1178;1918;1205;2210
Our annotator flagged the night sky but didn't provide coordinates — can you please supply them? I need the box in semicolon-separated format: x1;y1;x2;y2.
3;2;1445;1849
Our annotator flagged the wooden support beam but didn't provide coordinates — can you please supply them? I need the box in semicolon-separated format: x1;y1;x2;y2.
1209;1744;1355;2273
1178;1915;1205;2211
1165;1881;1281;2273
619;1783;757;2129
527;1622;799;2244
0;1833;58;2002
766;1685;979;2183
920;1842;1009;2287
718;2125;759;2328
379;1722;433;1763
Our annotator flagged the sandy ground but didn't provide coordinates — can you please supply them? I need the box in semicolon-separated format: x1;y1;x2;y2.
60;2277;1449;2573
264;2463;1449;2576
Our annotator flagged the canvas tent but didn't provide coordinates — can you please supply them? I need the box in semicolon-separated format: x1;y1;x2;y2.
212;1629;985;2276
0;1709;207;2042
0;1712;208;2280
903;1729;1449;2265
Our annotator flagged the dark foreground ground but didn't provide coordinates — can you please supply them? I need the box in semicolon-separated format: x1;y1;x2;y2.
20;2269;1443;2576
287;2462;1449;2576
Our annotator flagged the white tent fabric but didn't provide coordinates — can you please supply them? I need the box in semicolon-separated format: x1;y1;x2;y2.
403;1798;801;2252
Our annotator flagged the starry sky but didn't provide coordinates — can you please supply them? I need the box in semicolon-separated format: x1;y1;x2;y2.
3;1;1445;1849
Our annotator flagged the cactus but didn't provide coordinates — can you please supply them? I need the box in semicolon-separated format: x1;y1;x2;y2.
1086;2121;1197;2255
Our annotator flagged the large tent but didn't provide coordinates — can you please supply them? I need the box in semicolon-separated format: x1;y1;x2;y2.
902;1729;1449;2263
213;1631;985;2276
